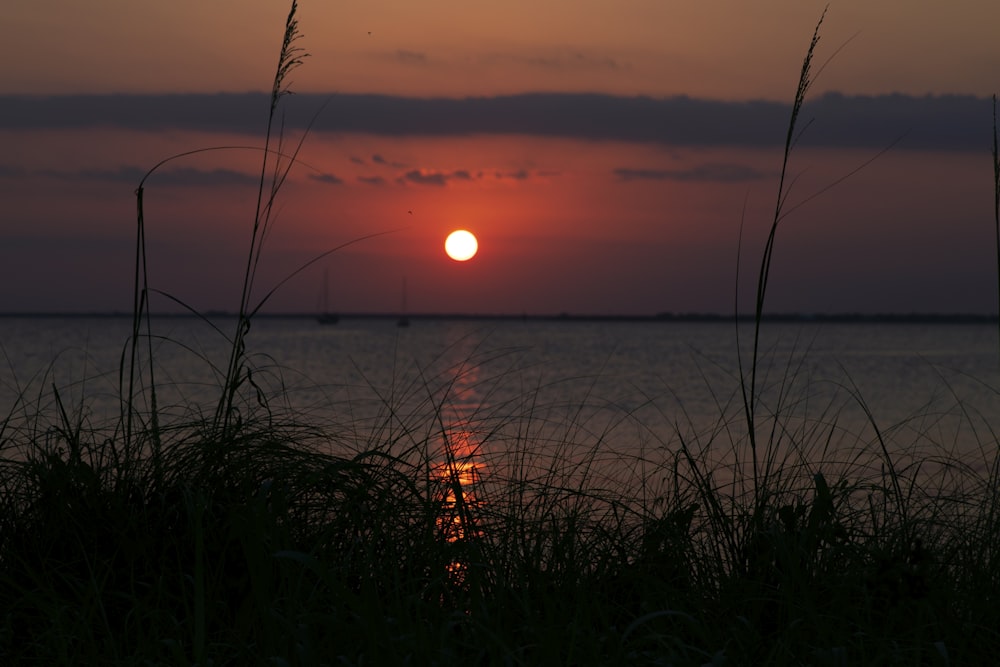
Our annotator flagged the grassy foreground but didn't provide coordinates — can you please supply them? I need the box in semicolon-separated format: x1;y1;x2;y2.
2;4;1000;665
3;368;1000;667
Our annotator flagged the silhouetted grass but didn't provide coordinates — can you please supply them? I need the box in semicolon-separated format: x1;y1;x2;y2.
993;93;1000;364
1;3;1000;665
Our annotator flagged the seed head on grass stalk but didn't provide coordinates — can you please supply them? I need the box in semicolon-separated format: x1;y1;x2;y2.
215;0;308;438
738;7;826;505
127;0;311;465
130;0;399;452
736;11;903;511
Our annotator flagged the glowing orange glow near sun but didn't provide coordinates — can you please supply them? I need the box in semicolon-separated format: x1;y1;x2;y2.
445;230;478;261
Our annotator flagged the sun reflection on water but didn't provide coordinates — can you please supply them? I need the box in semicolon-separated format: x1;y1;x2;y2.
434;430;484;543
427;334;491;594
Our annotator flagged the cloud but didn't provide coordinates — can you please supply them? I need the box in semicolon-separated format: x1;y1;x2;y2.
0;165;28;178
393;50;428;65
473;50;625;73
613;163;771;183
307;172;343;185
520;52;623;72
400;168;478;186
494;169;530;180
371;153;408;168
1;91;991;151
357;175;387;186
34;165;258;186
401;169;447;186
138;166;261;186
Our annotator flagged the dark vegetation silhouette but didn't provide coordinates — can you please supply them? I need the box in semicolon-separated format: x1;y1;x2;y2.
1;3;999;664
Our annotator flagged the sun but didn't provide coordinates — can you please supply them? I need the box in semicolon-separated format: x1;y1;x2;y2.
444;229;478;262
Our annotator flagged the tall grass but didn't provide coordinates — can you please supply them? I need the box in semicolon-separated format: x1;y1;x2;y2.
993;94;1000;364
1;3;1000;665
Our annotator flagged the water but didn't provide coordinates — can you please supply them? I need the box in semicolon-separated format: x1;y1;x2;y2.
2;316;999;486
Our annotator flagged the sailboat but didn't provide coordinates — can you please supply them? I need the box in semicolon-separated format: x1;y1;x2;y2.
317;269;339;325
397;276;410;327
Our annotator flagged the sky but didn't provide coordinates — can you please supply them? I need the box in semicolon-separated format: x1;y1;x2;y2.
2;0;999;316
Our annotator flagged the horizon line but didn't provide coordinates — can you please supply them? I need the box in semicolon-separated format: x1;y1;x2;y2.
1;311;997;324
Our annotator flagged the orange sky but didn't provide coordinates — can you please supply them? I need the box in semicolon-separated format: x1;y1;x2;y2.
1;1;999;314
6;1;999;98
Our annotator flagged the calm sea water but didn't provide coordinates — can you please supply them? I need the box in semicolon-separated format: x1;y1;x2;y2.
3;316;999;482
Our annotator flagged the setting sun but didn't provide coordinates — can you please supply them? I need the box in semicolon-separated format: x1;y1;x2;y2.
444;230;478;262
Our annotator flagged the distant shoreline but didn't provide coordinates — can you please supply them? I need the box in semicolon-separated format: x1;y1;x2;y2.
1;312;997;324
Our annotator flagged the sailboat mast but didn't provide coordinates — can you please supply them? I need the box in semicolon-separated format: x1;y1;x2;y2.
317;267;339;324
398;276;410;327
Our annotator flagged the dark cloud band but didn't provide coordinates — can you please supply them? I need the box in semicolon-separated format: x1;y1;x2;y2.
0;91;989;151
